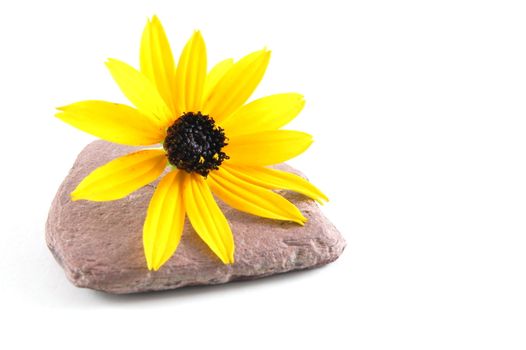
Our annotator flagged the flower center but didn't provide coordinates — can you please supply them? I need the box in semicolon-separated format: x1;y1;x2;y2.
163;111;229;177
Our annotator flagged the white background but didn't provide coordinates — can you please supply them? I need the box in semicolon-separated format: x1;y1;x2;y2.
1;0;525;348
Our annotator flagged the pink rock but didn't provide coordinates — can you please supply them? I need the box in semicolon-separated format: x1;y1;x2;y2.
46;141;346;294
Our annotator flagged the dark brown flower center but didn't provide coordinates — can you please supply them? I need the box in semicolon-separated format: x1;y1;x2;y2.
163;112;229;177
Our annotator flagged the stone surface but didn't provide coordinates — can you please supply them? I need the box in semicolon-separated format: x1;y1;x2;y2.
46;141;346;294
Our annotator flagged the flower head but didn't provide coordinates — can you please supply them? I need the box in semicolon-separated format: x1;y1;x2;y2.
56;16;327;271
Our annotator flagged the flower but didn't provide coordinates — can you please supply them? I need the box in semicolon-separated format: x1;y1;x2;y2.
56;16;327;271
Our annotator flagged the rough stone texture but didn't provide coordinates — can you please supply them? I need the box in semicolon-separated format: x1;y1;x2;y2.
46;141;346;294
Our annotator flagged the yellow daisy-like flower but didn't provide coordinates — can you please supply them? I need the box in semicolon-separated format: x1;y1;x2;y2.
56;16;327;271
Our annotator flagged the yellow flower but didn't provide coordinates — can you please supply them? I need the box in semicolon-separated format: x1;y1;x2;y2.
56;16;327;271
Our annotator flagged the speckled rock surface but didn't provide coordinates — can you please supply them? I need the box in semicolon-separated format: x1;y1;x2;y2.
46;141;346;294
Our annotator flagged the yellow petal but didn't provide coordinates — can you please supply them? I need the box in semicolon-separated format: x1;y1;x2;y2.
203;49;271;122
174;31;207;115
56;100;165;146
220;93;305;137
183;173;234;264
140;15;177;116
225;130;313;165
71;149;167;201
208;167;306;225
143;170;186;271
222;164;328;204
106;58;172;125
202;58;234;106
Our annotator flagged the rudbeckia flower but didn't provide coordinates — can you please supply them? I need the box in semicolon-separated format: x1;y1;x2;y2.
56;16;327;271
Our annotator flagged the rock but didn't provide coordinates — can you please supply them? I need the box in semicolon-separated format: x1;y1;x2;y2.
46;140;346;294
